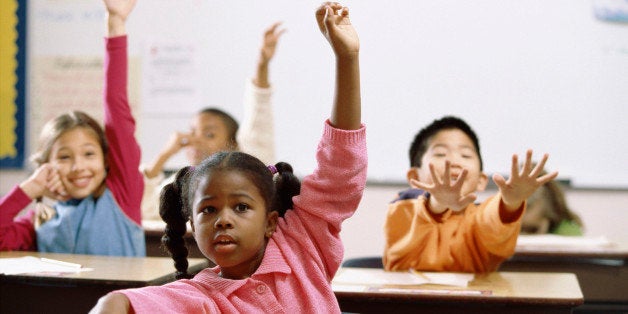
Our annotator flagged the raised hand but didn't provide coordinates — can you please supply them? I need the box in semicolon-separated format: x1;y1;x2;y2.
317;2;361;130
254;22;286;88
103;0;137;20
493;149;558;211
411;160;478;214
103;0;137;37
260;22;286;65
315;2;359;58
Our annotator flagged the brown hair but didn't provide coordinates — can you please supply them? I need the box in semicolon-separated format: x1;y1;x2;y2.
527;169;584;232
30;111;108;166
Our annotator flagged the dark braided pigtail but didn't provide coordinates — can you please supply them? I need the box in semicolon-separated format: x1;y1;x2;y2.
160;166;194;280
272;162;301;217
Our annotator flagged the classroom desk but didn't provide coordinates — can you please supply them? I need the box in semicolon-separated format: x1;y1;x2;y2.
332;268;583;314
0;251;210;314
500;239;628;313
143;219;205;258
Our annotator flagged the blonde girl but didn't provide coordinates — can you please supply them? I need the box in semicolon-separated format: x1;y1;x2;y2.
0;0;144;256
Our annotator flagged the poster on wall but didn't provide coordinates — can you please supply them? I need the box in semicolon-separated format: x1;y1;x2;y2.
592;0;628;22
141;41;202;114
0;0;26;168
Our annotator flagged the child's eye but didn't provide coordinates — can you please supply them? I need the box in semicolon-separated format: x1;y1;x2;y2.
200;206;216;214
57;155;71;161
234;203;249;213
462;154;472;159
433;153;446;157
205;133;215;139
85;151;96;157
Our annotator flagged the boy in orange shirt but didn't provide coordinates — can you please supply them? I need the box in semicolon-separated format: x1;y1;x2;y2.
383;116;557;273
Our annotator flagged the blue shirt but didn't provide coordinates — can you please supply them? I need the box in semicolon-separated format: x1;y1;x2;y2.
36;188;145;256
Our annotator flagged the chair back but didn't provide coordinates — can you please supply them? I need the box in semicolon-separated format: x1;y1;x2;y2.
341;256;383;268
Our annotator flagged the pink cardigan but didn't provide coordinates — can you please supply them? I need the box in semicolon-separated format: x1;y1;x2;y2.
120;121;367;313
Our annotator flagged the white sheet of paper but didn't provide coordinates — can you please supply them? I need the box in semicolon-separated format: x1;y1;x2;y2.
415;271;475;287
333;268;428;286
0;256;93;275
333;268;473;287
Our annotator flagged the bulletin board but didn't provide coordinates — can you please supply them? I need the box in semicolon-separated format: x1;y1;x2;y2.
0;0;26;168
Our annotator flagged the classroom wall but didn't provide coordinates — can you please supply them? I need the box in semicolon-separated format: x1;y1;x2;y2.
14;0;628;190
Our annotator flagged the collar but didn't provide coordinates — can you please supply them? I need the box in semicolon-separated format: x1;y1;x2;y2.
193;237;291;296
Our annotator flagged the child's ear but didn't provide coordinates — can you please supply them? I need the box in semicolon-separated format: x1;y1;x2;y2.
406;167;420;186
476;172;489;191
230;139;240;151
265;211;279;238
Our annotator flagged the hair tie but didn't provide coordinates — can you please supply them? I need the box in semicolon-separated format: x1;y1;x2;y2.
267;165;278;175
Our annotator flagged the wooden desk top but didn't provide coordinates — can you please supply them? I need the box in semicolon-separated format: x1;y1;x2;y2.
504;238;628;307
333;268;583;306
514;236;628;260
0;251;209;287
514;249;628;259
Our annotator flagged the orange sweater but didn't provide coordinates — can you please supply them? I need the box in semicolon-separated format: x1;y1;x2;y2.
383;190;523;273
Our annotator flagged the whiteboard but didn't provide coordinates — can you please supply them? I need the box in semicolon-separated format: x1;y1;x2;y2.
28;0;628;188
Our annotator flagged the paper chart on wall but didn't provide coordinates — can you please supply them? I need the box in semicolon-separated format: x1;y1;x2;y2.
29;56;141;161
141;41;202;114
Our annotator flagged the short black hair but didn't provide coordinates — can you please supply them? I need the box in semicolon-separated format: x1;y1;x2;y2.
408;116;483;170
159;151;301;279
198;107;239;149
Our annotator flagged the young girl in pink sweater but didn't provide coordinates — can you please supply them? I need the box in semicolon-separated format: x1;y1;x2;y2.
90;2;366;313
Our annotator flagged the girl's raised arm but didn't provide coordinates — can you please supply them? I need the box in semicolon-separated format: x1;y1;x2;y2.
104;0;137;37
316;2;361;130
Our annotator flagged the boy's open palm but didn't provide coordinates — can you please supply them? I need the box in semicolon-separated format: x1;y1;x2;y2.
411;161;478;213
316;2;359;57
493;149;558;211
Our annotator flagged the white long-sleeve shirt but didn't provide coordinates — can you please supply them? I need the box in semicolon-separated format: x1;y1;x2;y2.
140;79;275;220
